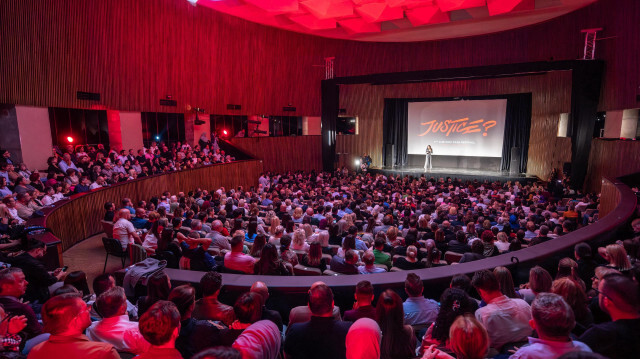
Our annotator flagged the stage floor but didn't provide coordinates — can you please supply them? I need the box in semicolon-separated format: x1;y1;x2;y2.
367;166;538;183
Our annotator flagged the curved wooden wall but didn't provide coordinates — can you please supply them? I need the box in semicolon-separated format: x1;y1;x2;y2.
45;160;263;251
1;0;638;115
585;139;640;193
230;136;322;173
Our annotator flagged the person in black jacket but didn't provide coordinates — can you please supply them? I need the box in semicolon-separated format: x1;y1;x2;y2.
9;237;66;304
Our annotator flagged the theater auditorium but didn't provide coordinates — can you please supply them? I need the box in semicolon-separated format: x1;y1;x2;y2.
1;0;639;358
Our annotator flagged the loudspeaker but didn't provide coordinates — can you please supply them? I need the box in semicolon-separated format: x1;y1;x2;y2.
385;144;395;168
509;147;520;175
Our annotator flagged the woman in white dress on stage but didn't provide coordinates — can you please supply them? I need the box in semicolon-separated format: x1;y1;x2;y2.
424;145;433;171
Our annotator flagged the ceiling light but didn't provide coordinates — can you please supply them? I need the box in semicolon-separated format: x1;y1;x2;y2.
187;0;198;7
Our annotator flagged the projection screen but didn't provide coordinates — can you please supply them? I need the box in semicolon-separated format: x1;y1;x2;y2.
407;99;507;157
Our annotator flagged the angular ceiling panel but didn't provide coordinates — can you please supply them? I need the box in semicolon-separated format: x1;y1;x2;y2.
300;0;355;19
339;18;382;34
436;0;486;12
356;3;405;23
406;5;450;27
244;0;299;14
197;0;599;42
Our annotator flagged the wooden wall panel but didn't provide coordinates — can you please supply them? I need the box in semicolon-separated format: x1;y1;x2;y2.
46;160;263;251
230;136;322;174
1;0;638;116
599;177;621;219
337;71;573;179
584;139;640;193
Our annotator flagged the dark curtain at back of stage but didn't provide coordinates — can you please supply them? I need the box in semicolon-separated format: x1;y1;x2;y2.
382;99;409;167
382;94;532;172
500;94;532;173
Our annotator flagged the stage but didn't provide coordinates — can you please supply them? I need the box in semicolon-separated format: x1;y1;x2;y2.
366;166;538;183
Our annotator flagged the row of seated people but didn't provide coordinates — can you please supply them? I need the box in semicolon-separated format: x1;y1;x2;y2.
100;169;601;276
1;254;638;359
0;139;236;225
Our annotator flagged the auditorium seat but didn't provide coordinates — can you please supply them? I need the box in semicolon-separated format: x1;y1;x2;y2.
293;264;322;276
101;220;114;239
444;251;463;264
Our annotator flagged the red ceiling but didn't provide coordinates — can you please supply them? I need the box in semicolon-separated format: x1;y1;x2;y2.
197;0;598;42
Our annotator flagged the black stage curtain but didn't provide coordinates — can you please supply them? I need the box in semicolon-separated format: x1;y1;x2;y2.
382;94;532;172
382;99;409;167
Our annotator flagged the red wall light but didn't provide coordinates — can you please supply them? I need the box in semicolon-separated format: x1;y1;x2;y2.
66;136;74;143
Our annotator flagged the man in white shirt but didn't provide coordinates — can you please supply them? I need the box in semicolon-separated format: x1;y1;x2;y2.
472;270;532;352
2;197;25;225
86;286;150;354
58;153;79;174
90;176;106;190
112;209;141;250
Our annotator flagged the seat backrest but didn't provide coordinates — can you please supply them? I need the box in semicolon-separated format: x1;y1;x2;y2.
293;264;322;276
102;237;125;255
444;251;463;264
130;244;147;264
101;220;114;238
154;251;179;269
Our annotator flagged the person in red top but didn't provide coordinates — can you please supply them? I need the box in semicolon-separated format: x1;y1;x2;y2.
223;234;256;274
136;300;183;359
28;293;119;359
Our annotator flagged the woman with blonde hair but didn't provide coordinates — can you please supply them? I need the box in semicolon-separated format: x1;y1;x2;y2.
269;217;281;236
394;245;425;270
422;314;489;359
495;232;510;253
291;228;309;251
599;243;632;272
292;207;304;223
302;223;314;240
387;226;401;247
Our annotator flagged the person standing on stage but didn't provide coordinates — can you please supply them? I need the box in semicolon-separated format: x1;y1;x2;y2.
424;145;433;171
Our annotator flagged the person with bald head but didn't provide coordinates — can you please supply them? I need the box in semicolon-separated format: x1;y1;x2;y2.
288;281;342;329
205;220;231;251
250;281;283;332
113;208;141;250
284;283;352;359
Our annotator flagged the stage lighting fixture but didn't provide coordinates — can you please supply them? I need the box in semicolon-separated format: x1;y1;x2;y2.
355;159;360;166
66;136;74;143
155;135;161;140
187;0;198;6
221;129;229;138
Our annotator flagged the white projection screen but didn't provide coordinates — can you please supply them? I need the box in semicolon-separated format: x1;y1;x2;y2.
407;99;507;157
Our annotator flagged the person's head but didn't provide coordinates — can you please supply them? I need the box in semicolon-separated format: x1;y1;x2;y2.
493;266;518;298
233;292;263;324
230;234;244;252
308;283;334;316
404;272;423;297
192;347;242;359
528;266;553;295
346;318;381;359
551;277;588;320
376;289;408;355
450;274;472;294
168;284;196;320
200;271;223;298
250;281;269;306
96;286;128;318
604;244;632;271
93;273;116;297
42;293;91;335
345;249;359;265
63;271;90;297
448;315;489;359
0;268;28;298
530;293;575;339
598;273;640;319
471;270;500;301
362;250;375;267
21;237;46;258
147;271;171;301
355;280;374;305
138;300;181;347
431;288;475;343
